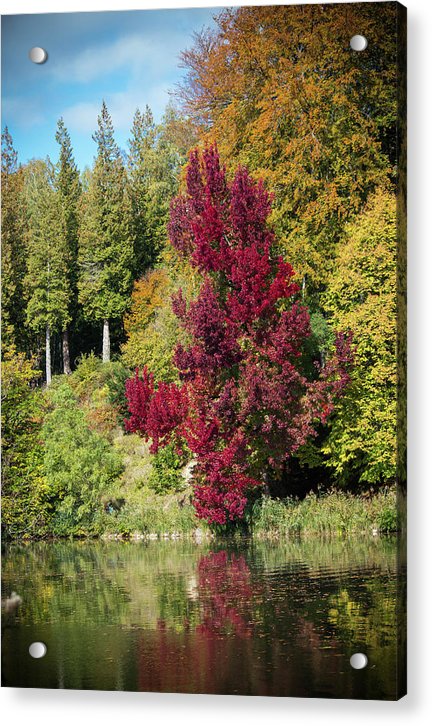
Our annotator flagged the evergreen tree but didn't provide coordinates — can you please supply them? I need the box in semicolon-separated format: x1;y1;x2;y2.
1;127;28;354
55;118;81;374
24;160;71;385
78;101;133;362
127;105;182;277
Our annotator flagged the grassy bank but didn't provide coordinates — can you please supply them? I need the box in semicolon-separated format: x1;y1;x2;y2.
93;488;400;540
251;488;399;538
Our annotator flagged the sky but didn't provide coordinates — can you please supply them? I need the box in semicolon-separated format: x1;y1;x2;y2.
1;7;221;170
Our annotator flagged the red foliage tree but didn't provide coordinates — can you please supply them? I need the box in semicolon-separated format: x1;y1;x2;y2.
125;146;352;525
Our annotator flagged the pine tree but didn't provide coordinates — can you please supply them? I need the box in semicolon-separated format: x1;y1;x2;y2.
127;106;156;276
1;127;28;354
55;118;81;374
78;101;133;362
127;105;182;278
24;160;71;385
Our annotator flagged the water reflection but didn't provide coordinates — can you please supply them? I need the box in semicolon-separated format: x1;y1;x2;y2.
2;538;405;698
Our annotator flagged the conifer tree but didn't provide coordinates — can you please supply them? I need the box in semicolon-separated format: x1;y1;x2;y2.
55;118;81;374
1;127;28;354
127;105;182;277
24;160;70;385
78;101;133;362
127;106;156;276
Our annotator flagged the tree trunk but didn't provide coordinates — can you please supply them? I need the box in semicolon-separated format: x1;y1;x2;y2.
62;328;72;375
45;323;52;386
102;319;110;363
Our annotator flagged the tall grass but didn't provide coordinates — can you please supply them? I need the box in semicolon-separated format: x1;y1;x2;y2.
251;487;399;537
98;493;201;536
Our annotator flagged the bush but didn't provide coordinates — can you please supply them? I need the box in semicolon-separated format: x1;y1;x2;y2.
147;441;188;493
1;348;50;538
69;353;130;433
43;383;124;535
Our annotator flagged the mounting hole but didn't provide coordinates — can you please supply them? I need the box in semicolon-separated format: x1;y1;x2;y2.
29;47;48;64
350;652;368;669
29;641;47;659
350;35;368;52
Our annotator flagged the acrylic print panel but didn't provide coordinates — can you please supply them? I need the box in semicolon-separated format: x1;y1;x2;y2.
1;1;406;700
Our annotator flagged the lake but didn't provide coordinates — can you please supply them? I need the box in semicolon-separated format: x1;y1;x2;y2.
1;537;405;699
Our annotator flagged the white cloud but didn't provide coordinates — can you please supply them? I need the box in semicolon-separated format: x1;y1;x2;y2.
52;31;186;85
61;83;171;135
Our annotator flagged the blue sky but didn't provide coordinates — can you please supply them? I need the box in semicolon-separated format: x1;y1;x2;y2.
1;8;221;170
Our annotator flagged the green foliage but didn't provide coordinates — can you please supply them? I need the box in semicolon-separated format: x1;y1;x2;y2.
55;117;82;353
43;382;124;535
147;441;188;494
68;353;130;430
1;348;50;538
323;189;397;484
252;487;398;536
1;128;29;353
98;492;199;536
376;500;400;534
78;102;133;323
123;307;180;382
55;118;81;252
24;160;71;334
127;106;184;277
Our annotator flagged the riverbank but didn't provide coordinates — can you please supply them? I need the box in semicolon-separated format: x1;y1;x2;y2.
99;487;400;541
11;487;397;542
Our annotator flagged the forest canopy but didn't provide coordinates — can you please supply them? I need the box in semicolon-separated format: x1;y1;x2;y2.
1;3;402;535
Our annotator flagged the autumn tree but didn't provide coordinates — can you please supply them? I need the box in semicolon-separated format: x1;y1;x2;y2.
177;4;398;299
55;118;82;373
24;160;71;385
159;101;198;159
121;269;180;382
125;147;352;525
1;127;28;354
79;101;133;362
323;189;397;485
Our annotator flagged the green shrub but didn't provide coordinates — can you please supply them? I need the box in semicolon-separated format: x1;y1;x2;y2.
147;441;187;493
1;349;50;538
43;383;124;535
68;354;130;434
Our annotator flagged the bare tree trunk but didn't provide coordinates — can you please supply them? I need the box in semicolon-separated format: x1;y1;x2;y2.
102;319;110;363
46;323;52;386
62;328;72;375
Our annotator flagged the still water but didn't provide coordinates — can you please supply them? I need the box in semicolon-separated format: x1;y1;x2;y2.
2;538;405;699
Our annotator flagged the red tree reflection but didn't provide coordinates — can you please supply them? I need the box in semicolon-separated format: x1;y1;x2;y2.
195;550;253;638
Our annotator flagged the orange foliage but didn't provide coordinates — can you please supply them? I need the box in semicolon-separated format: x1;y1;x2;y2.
124;269;170;336
178;4;398;291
